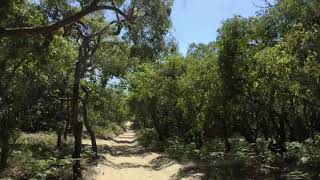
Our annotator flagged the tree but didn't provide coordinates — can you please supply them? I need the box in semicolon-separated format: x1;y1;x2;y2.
216;16;253;152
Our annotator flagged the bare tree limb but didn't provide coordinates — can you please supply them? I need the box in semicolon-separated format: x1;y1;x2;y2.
253;0;275;9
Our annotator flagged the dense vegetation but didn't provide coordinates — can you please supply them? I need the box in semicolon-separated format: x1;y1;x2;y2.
0;0;320;179
0;0;172;178
128;0;320;179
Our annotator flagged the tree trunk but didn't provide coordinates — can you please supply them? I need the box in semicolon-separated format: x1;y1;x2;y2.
154;120;163;141
71;64;83;178
309;109;316;139
195;134;203;149
222;120;231;152
56;129;63;150
64;100;71;140
278;116;286;155
64;118;70;140
71;61;83;158
149;98;164;142
71;36;92;179
73;159;82;180
0;120;10;171
56;80;67;150
152;113;163;142
0;87;10;171
82;92;98;157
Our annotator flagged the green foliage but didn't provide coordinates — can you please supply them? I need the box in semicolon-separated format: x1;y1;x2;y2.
87;84;128;127
3;133;73;179
127;1;320;179
1;0;320;179
93;122;125;138
0;0;174;178
137;128;161;151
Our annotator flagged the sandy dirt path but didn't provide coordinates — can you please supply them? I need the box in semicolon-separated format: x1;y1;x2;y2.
85;122;203;180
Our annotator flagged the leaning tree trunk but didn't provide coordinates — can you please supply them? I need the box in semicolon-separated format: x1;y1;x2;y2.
72;36;90;158
71;34;100;179
71;36;91;179
82;91;97;157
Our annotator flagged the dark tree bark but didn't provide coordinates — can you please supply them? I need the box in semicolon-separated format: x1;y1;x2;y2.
278;114;287;155
309;108;316;139
56;109;65;150
153;117;163;141
0;120;10;171
0;56;28;170
73;159;82;180
70;25;105;178
81;90;98;157
195;134;203;149
267;110;287;155
56;80;67;150
64;99;71;140
71;60;84;179
222;120;231;152
151;109;163;142
71;35;92;159
147;97;164;142
71;35;99;178
56;128;63;150
241;124;258;144
64;118;70;141
71;60;84;159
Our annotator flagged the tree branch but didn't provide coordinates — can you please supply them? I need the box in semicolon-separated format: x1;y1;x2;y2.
253;0;275;9
0;2;128;37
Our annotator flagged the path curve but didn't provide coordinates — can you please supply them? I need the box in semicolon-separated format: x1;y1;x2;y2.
85;122;203;180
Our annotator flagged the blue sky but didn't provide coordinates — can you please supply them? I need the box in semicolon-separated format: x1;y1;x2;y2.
171;0;263;55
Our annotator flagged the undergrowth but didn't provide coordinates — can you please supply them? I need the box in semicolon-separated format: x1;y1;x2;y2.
137;128;320;179
0;122;125;179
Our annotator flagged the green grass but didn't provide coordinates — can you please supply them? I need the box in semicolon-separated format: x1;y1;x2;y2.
0;122;125;179
0;132;74;179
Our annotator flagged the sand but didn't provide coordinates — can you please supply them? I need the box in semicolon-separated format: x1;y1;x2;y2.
84;122;203;180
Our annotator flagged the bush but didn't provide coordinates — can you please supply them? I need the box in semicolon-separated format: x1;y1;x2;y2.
137;128;162;151
93;122;125;139
1;132;73;179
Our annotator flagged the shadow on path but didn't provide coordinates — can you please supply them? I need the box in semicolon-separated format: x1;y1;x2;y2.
102;137;137;144
98;144;150;157
88;123;203;180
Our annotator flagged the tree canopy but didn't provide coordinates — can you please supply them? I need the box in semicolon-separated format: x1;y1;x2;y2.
1;0;320;179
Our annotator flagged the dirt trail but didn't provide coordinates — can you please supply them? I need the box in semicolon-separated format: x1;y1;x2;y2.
85;122;203;180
